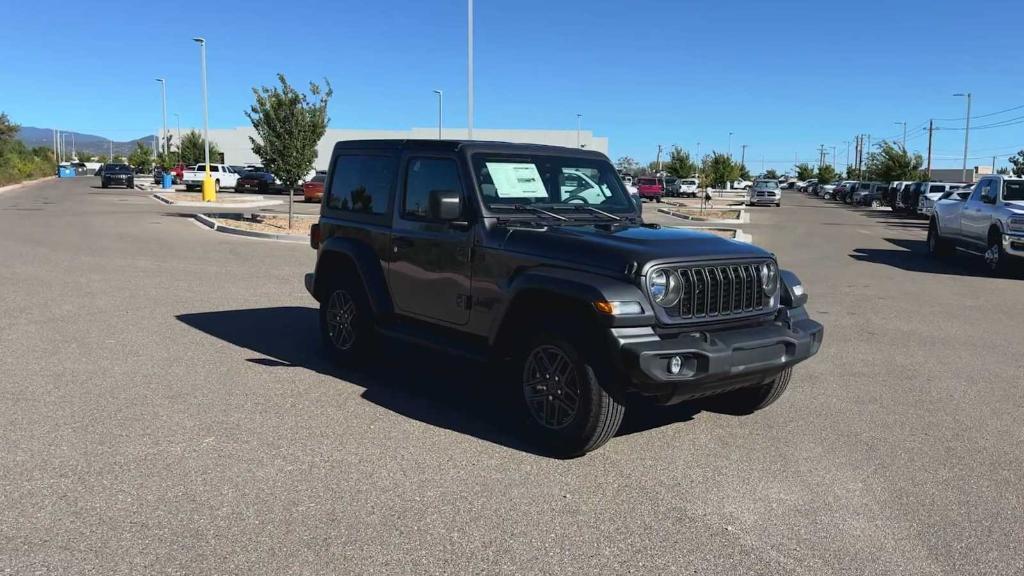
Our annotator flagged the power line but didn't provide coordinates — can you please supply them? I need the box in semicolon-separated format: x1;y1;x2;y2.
932;102;1024;122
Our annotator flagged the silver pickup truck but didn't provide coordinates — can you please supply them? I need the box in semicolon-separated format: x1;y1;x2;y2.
928;175;1024;275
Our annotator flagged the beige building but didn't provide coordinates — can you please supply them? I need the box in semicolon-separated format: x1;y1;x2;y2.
202;127;608;170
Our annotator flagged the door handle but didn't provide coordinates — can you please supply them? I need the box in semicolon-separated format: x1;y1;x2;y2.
392;237;414;249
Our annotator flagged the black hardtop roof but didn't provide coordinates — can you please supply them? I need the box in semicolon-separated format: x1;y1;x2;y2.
330;139;609;160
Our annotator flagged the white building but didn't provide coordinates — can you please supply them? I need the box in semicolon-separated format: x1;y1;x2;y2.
202;127;608;170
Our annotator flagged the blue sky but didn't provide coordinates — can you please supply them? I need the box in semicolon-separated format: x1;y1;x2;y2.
2;0;1022;170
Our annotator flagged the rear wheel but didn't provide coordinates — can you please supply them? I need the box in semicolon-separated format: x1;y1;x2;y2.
214;179;221;193
870;199;882;208
319;275;374;366
706;368;792;415
928;220;953;257
515;329;625;457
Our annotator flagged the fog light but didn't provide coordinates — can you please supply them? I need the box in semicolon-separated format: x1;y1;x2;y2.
668;355;683;375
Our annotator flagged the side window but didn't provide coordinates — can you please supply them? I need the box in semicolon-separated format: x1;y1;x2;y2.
930;185;946;193
403;157;461;220
327;155;396;215
211;165;220;173
971;181;989;202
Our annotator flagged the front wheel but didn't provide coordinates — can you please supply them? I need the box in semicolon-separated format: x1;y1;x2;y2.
870;199;882;208
516;332;625;457
706;368;792;415
986;231;1012;276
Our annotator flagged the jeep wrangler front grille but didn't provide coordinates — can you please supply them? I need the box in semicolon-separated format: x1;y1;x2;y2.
667;262;770;321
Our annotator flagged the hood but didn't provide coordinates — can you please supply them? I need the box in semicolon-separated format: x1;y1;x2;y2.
1005;201;1024;212
497;222;770;273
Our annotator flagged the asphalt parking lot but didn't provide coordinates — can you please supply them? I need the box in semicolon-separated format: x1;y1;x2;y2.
1;179;1021;575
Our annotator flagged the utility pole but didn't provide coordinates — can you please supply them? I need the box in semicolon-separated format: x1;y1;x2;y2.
71;133;75;160
696;142;701;161
728;132;733;158
894;120;907;148
656;144;663;173
575;113;582;148
926;119;934;178
740;144;747;168
467;0;474;140
832;146;837;168
992;156;997;173
954;92;972;182
109;139;113;161
52;129;57;162
845;141;850;172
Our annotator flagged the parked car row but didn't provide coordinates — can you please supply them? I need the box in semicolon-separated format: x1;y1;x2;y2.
803;176;1022;274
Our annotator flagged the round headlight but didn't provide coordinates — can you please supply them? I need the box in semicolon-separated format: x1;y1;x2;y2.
760;261;779;294
649;269;682;307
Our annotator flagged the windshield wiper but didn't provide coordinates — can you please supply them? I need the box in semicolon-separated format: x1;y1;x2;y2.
489;204;569;221
546;204;622;221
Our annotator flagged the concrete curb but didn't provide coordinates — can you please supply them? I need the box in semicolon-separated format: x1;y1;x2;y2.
669;225;753;244
0;176;57;195
193;213;308;244
152;192;284;209
656;207;749;224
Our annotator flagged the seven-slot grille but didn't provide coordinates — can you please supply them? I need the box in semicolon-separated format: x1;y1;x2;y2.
660;262;771;321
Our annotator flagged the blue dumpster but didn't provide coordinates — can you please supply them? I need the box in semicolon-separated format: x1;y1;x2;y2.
58;165;76;178
162;172;173;189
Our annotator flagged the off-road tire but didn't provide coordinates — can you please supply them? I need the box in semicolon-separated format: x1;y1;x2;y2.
319;274;374;367
515;329;625;457
706;368;792;415
986;230;1013;277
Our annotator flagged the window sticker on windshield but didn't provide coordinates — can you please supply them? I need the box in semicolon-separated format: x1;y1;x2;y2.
486;162;548;198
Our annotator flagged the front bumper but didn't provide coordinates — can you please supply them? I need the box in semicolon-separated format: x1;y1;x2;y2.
750;196;780;204
1004;231;1024;257
613;307;823;404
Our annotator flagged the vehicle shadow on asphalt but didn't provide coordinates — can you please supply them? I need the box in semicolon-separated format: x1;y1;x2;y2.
176;306;709;456
850;237;1012;278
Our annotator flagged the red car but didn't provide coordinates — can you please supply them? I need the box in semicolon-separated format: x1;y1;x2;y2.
636;177;664;202
303;171;327;202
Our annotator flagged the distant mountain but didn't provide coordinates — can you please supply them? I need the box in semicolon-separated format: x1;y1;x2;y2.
16;126;155;157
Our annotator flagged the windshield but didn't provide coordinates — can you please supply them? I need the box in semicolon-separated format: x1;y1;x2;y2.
1003;181;1024;201
473;154;634;213
311;173;327;183
753;180;778;190
106;164;130;173
663;177;677;184
680;180;697;185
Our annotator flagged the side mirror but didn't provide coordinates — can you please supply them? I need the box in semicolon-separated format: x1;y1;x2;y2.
430;189;462;220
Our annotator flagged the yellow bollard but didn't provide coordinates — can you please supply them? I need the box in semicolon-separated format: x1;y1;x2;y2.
201;172;216;202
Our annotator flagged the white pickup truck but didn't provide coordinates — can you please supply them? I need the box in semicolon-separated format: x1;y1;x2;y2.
183;164;241;192
929;175;1024;275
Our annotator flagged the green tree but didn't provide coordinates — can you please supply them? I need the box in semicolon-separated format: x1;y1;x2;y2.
96;154;109;164
664;146;698;178
738;164;752;181
0;112;18;143
816;164;838;184
996;166;1011;175
615;156;639;175
127;142;153;170
1008;150;1024;177
246;73;333;228
864;141;923;182
701;152;742;189
178;129;222;166
794;163;816;181
762;169;780;180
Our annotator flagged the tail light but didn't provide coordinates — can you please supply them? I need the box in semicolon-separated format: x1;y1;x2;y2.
310;223;321;250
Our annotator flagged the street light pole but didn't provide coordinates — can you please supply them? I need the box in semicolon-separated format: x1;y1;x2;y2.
193;37;214;201
894;120;907;148
174;113;181;160
433;90;443;139
728;132;733;158
954;92;972;182
576;113;582;148
467;0;474;140
156;78;168;158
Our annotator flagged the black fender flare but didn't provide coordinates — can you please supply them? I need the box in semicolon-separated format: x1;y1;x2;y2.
313;237;393;319
487;266;652;346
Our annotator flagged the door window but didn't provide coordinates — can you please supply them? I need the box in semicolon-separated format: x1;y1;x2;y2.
403;157;461;220
929;185;946;194
327;155;396;215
